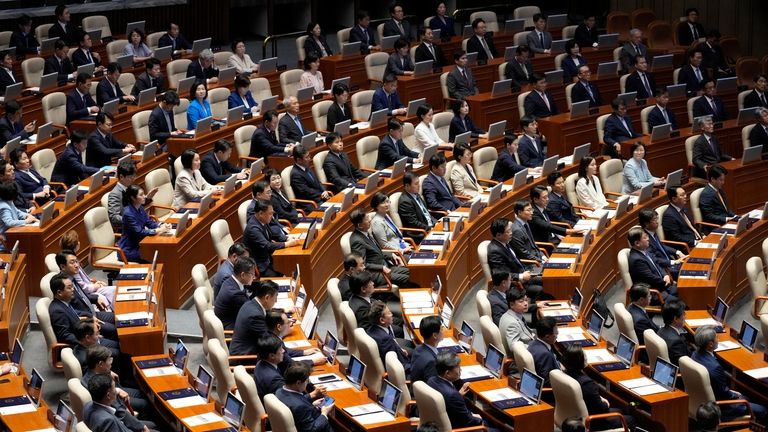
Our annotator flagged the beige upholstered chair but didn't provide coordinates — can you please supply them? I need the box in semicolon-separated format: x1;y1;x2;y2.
562;25;578;40
45;254;58;273
432;111;453;143
596;114;611;144
82;15;112;39
207;338;236;404
480;315;503;351
237;200;250;232
762;315;768;348
385;351;412;415
174;98;190;127
312;100;333;132
473;147;498;181
742;124;756;150
68;378;91;420
353;328;385;393
616;248;633;291
146;32;164;50
0;31;11;49
643;329;669;370
613;303;638;343
31;149;60;185
619;74;629;93
351;90;374;122
295;35;308;64
167;59;192;90
470;11;499;32
511;340;535;372
118;72;136;96
193;286;213;356
640;105;655;135
565;83;575;110
234;124;258;167
402;122;417;151
514;6;541;28
687;96;701;126
513;31;530;47
598;158;625;195
84;207;134;269
279;69;304;99
143;169;175;220
355;135;380;171
551;369;628;431
336;28;351;50
518;91;531;119
214;51;233;70
413;380;483;431
131;110;152;144
312;150;329;184
210;219;234;263
36;24;53;42
679;356;754;427
264;394;298;432
746;256;768;318
476;289;491;318
684;135;701;180
339;301;358;357
689;187;709;226
207;87;230;118
77;422;92;432
249;78;273;106
61;347;82;381
477;240;493;284
106;40;128;63
326;278;347;346
21;57;45;87
36;297;69;370
233;365;268;432
42;92;68;127
364;52;389;87
40;272;56;299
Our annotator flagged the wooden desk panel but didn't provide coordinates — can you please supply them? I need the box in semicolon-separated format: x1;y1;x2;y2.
0;254;28;353
397;72;445;112
319;54;368;91
0;372;54;432
114;264;166;356
469;378;555;430
466;91;519;129
720;159;768;214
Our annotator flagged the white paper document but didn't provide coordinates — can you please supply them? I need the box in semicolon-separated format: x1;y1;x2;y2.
0;403;36;415
685;318;720;327
344;403;383;416
585;349;619;364
183;412;222;427
116;293;148;302
284;340;312;349
744;367;768;379
460;365;493;380
480;387;521;402
713;341;740;352
354;411;396;424
143;366;178;377
167;395;207;408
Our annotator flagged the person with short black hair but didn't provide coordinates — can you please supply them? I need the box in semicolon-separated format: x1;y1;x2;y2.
372;74;407;116
349;208;414;288
266;168;300;225
663;186;702;250
212;243;249;297
384;38;414;77
504;45;534;91
348;270;377;330
491;138;527;182
603;98;640;159
0;100;34;149
96;63;135;106
446;50;478;100
422;153;462;212
148;90;180;147
487;218;544;301
658;300;691;365
627;226;678;301
692;118;733;179
72;30;103;69
375;118;419;169
291;145;331;213
574;15;598;48
524;73;558;117
244;200;300;277
229;280;279;355
214;256;258;329
119;185;171;262
530;185;580;244
51;130;100;186
695;401;721;431
83;374;131;432
108;161;156;228
699;164;736;232
326;83;351;131
517;116;546;168
749;107;768;151
411;315;442;382
449;143;480;197
66;73;99;123
276;362;332;432
526;13;553;54
158;23;192;53
0;51;16;97
546;171;579;226
338;254;364;300
625;55;656;99
0;182;35;248
253;334;287;397
627;283;659;345
647;88;678;131
367;300;411;371
693;79;727;122
87;112;135;168
427;352;483;428
229;73;258;114
303;22;333;59
397;172;435;244
200;139;247;184
678;8;705;47
383;3;411;42
44;40;76;86
246;181;289;239
48;5;78;45
511;199;546;263
250;110;294;161
132;58;165;97
639;208;684;279
173;148;219;208
744;75;768;109
466;18;497;62
10;15;38;55
267;309;323;368
499;288;534;353
489;270;512;325
527;317;560;385
571;65;602;108
414;27;444;68
448;99;486;141
429;2;455;38
678;49;710;95
562;40;587;82
322;133;364;193
349;10;379;54
187;80;212;130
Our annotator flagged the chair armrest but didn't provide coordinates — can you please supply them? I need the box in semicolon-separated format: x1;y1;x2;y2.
452;426;486;432
662;240;690;254
456;194;473;201
239;155;262;167
551;221;572;228
321;182;334;188
715;399;754;421
696;221;721;229
605;192;623;199
227;354;258;363
429;210;448;218
521;259;539;266
90;245;129;266
401;227;429;238
290;199;318;209
753;296;768;318
585;412;628;431
477;178;499;186
147;204;176;213
278;219;293;229
51;342;72;368
49;181;68;191
573;204;592;212
223;330;234;336
649;289;665;305
52;123;70;136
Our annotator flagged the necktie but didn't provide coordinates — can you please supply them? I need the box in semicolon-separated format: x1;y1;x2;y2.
401;57;404;69
464;165;477;185
715;188;727;210
397;21;404;35
692;25;699;40
427;44;436;60
413;193;432;225
709;98;717;115
86;50;93;64
384;215;403;239
507;244;524;268
645;251;663;277
480;37;493;59
305;167;315;183
680;209;702;240
620;117;631;134
539;32;544;48
367;233;382;252
525;223;536;248
82;94;88;106
540;91;551;111
388;326;395;337
387;93;393;110
462;69;468;81
660;106;669;124
520;61;528;79
707;137;715;154
163;111;173;132
634;44;639;54
293;116;303;135
67;302;79;319
641;73;651;96
262;222;272;241
171;37;176;51
584;83;595;102
439;176;451;194
695;67;702;82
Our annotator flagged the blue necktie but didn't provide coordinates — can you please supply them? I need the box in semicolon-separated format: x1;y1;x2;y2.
293;116;304;135
645;251;663;277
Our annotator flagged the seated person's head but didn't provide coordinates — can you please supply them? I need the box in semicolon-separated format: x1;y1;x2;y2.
255;333;284;362
696;401;721;431
560;344;585;375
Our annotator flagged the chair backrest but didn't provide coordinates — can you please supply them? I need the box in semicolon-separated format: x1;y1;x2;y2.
131;110;152;143
21;57;45;87
355;135;381;170
631;9;656;33
477;240;492;283
36;23;53;42
763;237;768;268
296;35;308;63
480;315;503;351
473;147;498;180
339;301;358;357
599;158;624;194
249;77;273;106
237;200;250;232
550;369;589;425
742;124;756;150
747;256;768;316
617;248;632;290
351;90;374;121
613;47;623;65
687;96;704;126
233;365;267;432
326;278;346;345
376;24;385;45
673;67;681;85
312;100;333;132
470;11;499;32
738;89;751;111
83;207;116;262
684;135;699;168
647;20;675;50
207;338;236;404
364;52;389;84
596;113;611;143
207;87;231;118
554;53;566;70
77;421;92;432
280;165;297;200
762;315;768;350
388;192;405;228
440;72;450;99
146;31;164;50
193;285;213;330
562;25;578;40
353;328;384;394
385;351;411;415
118;72;136;97
61;347;82;380
36;297;60;368
100;192;109;211
214;51;232;70
233;124;257;164
565;83;575;110
613;303;638;343
279;69;304;99
312;150;329;184
263;394;298;432
607;12;631;41
736;57;762;87
655;205;669;240
337;28;351;48
518;91;531;119
42;92;67;125
513;31;530;47
67;378;91;421
0;31;11;49
44;254;58;273
476;289;491;318
643;328;669;370
689;187;706;224
167;59;192;90
679;356;716;418
144;169;174;217
444;161;457;193
432;112;453;143
413;380;452;430
82;15;112;39
174;98;190;127
203;309;228;354
210;219;234;263
402;122;417;150
106;40;128;63
513;6;541;28
31;149;57;182
511;340;535;372
619;73;629;94
640;105;654;135
40;271;56;299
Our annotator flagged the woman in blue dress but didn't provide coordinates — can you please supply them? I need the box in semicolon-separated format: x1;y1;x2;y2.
118;184;170;262
187;79;212;130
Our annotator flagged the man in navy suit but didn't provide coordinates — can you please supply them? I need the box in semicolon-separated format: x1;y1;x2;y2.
349;11;378;55
625;56;657;99
524;73;559;118
414;27;444;68
186;49;218;81
250;110;295;161
647;89;678;131
322;133;364;193
366;301;411;373
692;118;733;179
504;45;535;91
627;227;678;301
743;75;768;109
422;153;462;212
603;98;640;159
44;40;76;86
693;80;727;122
0;100;33;148
426;352;484;429
200;139;246;184
574;15;598;48
382;3;411;42
290;145;331;213
491;138;527;182
51;131;100;186
546;172;580;226
411;315;442;382
96;63;135;106
348;270;405;336
278;96;314;145
748;107;768;152
678;49;709;95
212;242;248;297
397;172;435;243
83;374;133;432
213;257;256;330
445;50;478;100
148;91;181;146
662;187;702;250
67;73;100;124
86;113;135;168
692;326;767;422
49;273;87;345
132;59;166;98
349;209;414;288
229;280;278;355
517;116;546;167
243;200;300;277
158;23;192;53
571;65;602;108
48;5;79;45
71;31;103;69
254;334;287;398
466;18;497;62
530;185;580;244
275;362;333;432
487;218;544;302
10;15;39;55
488;271;512;325
527;317;561;385
657;300;692;366
699;165;736;232
627;283;659;345
375;119;419;170
372;74;407;116
639;208;684;280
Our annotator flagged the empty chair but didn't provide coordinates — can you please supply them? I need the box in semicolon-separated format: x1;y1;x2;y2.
351;89;374;121
480;315;503;351
311;100;333;132
263;394;298;432
643;329;669;370
106;40;128;63
613;303;638;344
355;135;380;171
295;35;307;64
513;31;530;47
143;169;175;220
470;11;499;32
237;200;250;231
477;240;493;283
353;328;385;394
473;147;498;181
207;87;230;118
214;51;233;70
518;91;531;119
598;158;625;195
210;219;234;263
167;59;192;90
0;31;11;50
746;256;768;318
233;365;268;432
36;297;69;370
82;15;112;39
146;32;164;50
249;77;273;106
364;52;389;87
41;92;68;127
385;351;413;415
84;207;134;270
413;380;484;431
337;28;351;48
279;69;304;99
207;338;236;404
513;6;541;28
45;254;58;273
174;98;190;127
339;302;359;357
21;57;45;88
36;24;53;43
562;25;578;40
40;272;56;299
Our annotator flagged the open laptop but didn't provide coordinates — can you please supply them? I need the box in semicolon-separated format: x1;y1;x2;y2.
586;309;605;342
737;107;758;125
197;192;215;217
9;338;23;368
550;39;567;54
454;131;471;145
137;87;157;107
363;171;380;195
339;187;356;211
592;333;637;372
465;52;478;66
27;368;44;407
571;143;591;165
226;106;244;125
487;120;506;139
467;197;483;221
222;174;238;197
38;73;59;93
39;201;56;228
302;219;318;249
636;182;653;204
218;67;237;84
376;379;402;417
368;108;388;128
650;54;673;70
63;185;79;210
540;155;559;177
496;368;544;409
341;42;361;57
742;145;763;165
487;181;503;205
154;46;172;61
40;37;59;56
345;354;366;390
195;116;213;136
597;33;619;48
483;344;505;378
652;357;679;391
191;38;212;55
221;392;245;431
617;91;637;107
440;297;454;328
547;14;567;28
296;85;315;103
665;169;683;188
406;98;426;118
330;77;351;91
333;119;351;136
54;400;76;432
511;168;529;191
571;288;584;316
545;70;564;85
88;169;105;194
462;25;473;38
194;365;213;400
570;100;590;118
596;61;619;77
177;76;196;95
2;83;22;102
458;321;475;353
503;46;518;62
504;19;525;34
76;63;95;77
173;340;189;373
715;76;737;93
380;35;399;50
258;57;278;74
125;21;145;37
259;95;278;114
711;297;728;332
25;121;53;144
650;123;672;142
86;29;102;43
491;79;512;97
249;158;265;180
413;60;434;77
102;98;119;116
322;331;339;365
666;84;687;99
421;144;439;165
116;54;133;70
737;320;759;351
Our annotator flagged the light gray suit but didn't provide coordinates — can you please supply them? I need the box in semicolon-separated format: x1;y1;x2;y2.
499;309;534;355
526;30;553;54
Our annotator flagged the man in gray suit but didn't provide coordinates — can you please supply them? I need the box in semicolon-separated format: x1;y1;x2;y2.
526;13;553;54
108;161;157;228
620;29;648;73
510;200;546;264
499;288;535;355
277;96;313;146
446;50;478;100
84;374;131;432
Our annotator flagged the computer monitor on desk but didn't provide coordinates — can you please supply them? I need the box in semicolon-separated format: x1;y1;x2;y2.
191;37;211;55
652;357;678;390
222;392;245;430
345;355;366;391
258;57;278;74
341;42;361;57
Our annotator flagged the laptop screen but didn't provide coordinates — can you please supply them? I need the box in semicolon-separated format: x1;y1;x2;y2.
173;340;188;371
377;379;402;416
519;369;544;403
571;288;583;314
195;365;212;399
615;333;636;364
738;321;759;351
10;338;22;364
55;400;75;432
652;357;678;389
712;297;728;323
345;355;366;390
459;321;475;352
484;344;504;378
587;310;605;341
440;298;454;328
323;331;339;364
431;275;442;305
28;368;44;406
222;392;245;428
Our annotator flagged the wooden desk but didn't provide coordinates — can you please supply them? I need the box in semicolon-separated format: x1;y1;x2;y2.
166;116;260;160
720;158;768;214
0;372;55;432
397;72;445;112
113;264;167;356
466;90;519;129
0;254;28;353
25;133;69;159
468;378;555;430
318;53;368;91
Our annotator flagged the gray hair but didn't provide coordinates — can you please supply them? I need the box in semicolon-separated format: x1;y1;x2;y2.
199;48;214;60
629;28;642;37
755;107;768;119
695;115;713;128
694;325;717;351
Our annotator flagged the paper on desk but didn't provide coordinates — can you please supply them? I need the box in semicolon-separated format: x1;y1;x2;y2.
548;257;576;264
480;387;521;402
400;291;432;303
167;395;207;408
284;340;312;349
172;212;198;219
142;366;178;377
409;314;431;329
344;403;383;416
118;285;149;293
722;223;738;230
541;308;573;317
627;196;639;206
321;380;354;391
402;301;433;309
556;332;588;342
354;122;370;129
744;367;768;379
403;307;435;315
747;209;764;219
310;374;342;384
619;377;655;389
558;156;573;166
78;186;90;192
557;243;583;249
631;384;668;396
437;337;459;348
696;242;719;249
274;298;296;310
574;219;600;231
408;257;437;265
115;293;147;302
355;411;396;424
183;412;222;427
559;326;587;335
292;352;325;363
585;349;618;364
714;341;740;352
685;318;720;327
116;311;152;321
447;209;470;218
25;221;40;227
460;365;493;380
120;267;149;274
0;403;36;415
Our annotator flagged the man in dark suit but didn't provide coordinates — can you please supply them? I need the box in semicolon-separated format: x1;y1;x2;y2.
411;315;441;382
275;363;333;432
371;74;407;116
86;113;135;168
71;31;103;69
749;107;768;151
131;58;165;97
627;227;678;301
530;185;580;244
571;65;602;108
229;280;278;355
414;27;444;68
337;254;364;301
678;8;705;47
213;257;256;330
49;273;86;345
186;49;218;81
44;40;76;86
574;16;598;49
243;200;300;277
349;209;414;288
625;56;657;99
678;50;709;95
603;98;641;159
148;91;180;146
367;301;411;372
250;110;294;161
290;145;331;213
96;63;136;106
524;73;559;118
265;168;300;226
491;138;526;182
348;271;377;330
321;133;364;193
48;5;79;45
426;352;484;428
627;283;659;345
0;51;17;96
157;23;192;53
511;200;546;264
84;374;133;432
743;75;768;109
647;89;678;130
253;334;287;397
422;153;462;212
466;18;497;62
278;96;314;145
384;38;414;77
692;117;733;179
52;131;100;186
640;208;685;280
10;15;38;56
517;116;546;167
383;3;411;42
445;50;479;100
657;300;692;366
200;139;246;184
487;218;544;301
67;73;100;124
376;119;419;171
662;186;702;250
693;80;727;122
527;317;560;385
504;45;534;91
397;172;435;243
0;100;33;148
691;326;768;422
526;13;553;54
349;11;378;55
546;171;580;226
620;29;648;73
489;271;512;325
698;30;731;76
699;165;736;232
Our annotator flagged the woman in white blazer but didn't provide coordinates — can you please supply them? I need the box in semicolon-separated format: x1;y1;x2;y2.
227;40;258;74
172;149;219;208
449;143;481;197
370;192;411;252
575;156;608;210
413;103;449;154
622;142;665;194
